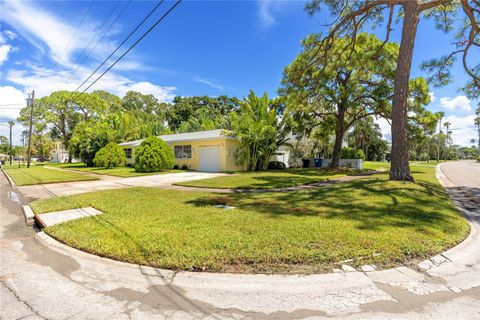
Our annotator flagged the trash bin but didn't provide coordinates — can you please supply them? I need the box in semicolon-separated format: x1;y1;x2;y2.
302;159;310;168
314;158;323;168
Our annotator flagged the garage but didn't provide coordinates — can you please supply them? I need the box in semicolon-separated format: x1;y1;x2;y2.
199;146;221;172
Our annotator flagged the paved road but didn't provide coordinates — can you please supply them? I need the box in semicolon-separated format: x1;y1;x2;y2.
1;162;479;319
440;160;480;188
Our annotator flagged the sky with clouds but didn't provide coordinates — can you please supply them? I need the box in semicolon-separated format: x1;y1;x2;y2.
0;0;478;147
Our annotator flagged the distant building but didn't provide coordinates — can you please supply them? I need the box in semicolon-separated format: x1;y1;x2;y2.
50;142;79;163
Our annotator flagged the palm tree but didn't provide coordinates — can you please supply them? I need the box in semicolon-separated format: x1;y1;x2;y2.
443;121;451;147
437;112;445;134
230;91;291;171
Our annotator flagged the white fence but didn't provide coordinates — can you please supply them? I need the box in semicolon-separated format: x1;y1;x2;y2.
320;159;363;170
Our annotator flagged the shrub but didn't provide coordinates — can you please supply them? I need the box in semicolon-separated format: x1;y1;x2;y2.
267;161;286;170
134;136;175;172
93;142;126;169
409;150;417;161
340;147;365;160
340;147;355;159
420;152;430;161
355;149;365;161
181;164;189;170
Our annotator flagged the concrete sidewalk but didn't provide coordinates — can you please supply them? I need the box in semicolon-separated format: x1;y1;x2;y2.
16;171;227;200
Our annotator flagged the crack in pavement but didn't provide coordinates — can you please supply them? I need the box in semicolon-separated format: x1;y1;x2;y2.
1;281;48;320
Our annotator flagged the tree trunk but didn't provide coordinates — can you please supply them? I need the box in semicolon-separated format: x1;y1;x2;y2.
331;106;346;168
389;1;420;182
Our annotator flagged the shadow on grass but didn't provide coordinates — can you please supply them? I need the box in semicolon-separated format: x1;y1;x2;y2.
222;168;361;189
186;175;463;234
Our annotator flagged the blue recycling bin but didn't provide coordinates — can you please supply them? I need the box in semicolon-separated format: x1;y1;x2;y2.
314;158;323;167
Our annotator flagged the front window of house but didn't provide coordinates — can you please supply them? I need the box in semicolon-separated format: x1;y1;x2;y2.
174;145;192;159
124;148;132;159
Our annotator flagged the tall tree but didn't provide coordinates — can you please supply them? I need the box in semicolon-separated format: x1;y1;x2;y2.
475;105;480;149
305;0;479;180
443;121;452;146
282;33;430;168
164;95;240;131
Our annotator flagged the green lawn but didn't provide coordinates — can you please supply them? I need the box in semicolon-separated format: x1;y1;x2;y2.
49;163;185;178
30;165;469;273
174;168;358;189
3;164;98;186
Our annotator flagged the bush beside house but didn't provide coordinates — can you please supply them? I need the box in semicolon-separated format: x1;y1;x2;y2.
94;142;126;168
341;147;365;161
134;136;175;172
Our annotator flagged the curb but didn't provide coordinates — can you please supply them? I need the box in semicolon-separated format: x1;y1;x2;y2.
1;168;15;187
22;205;35;226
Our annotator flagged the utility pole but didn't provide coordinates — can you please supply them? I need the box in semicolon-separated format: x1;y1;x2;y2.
7;122;14;165
26;90;34;168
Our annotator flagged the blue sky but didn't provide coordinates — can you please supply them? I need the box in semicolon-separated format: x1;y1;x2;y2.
0;0;478;146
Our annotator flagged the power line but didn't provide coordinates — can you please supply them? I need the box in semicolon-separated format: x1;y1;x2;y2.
68;0;132;84
55;0;95;66
74;0;166;93
0;104;24;107
80;0;182;94
68;0;122;78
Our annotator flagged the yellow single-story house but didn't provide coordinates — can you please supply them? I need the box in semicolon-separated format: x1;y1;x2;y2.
119;129;247;172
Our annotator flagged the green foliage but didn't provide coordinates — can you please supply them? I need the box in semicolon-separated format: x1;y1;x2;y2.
69;121;116;166
356;149;365;161
93;142;126;169
340;147;364;160
281;33;428;167
409;150;417;161
164;95;240;131
134;136;175;172
230;91;293;171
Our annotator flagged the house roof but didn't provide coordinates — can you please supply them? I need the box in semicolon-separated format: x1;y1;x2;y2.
119;129;236;147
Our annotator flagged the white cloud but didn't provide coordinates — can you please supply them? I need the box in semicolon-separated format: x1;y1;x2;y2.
257;0;293;28
428;92;435;103
0;45;12;65
0;86;26;121
193;75;224;90
374;117;392;142
1;0;114;67
444;114;477;147
439;95;472;112
6;64;176;102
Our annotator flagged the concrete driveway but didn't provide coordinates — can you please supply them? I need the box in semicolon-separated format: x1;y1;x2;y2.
1;162;479;319
16;171;226;201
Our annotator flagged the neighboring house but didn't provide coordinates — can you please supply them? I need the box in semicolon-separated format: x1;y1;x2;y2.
50;142;79;163
119;129;247;172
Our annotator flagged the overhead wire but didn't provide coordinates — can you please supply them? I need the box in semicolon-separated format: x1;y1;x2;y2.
79;0;182;94
73;0;167;93
54;0;95;68
66;0;122;81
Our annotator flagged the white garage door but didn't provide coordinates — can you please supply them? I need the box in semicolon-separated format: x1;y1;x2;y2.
199;146;221;172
